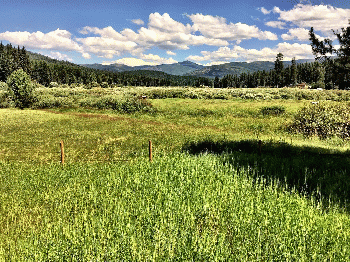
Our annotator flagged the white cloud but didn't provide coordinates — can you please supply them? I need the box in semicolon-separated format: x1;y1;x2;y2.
48;51;73;61
76;36;137;58
148;13;192;34
79;26;125;40
82;52;91;59
260;7;271;15
166;51;176;56
109;57;156;66
273;7;281;14
204;61;229;66
276;4;350;32
0;29;83;52
265;21;286;29
103;54;178;67
119;13;229;51
186;43;314;63
259;6;281;15
188;14;278;41
132;19;144;25
139;53;178;64
281;27;324;41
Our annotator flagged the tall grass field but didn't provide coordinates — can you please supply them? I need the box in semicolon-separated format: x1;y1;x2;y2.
1;154;350;260
1;87;350;260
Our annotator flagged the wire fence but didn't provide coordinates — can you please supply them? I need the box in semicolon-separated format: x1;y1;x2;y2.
0;138;153;163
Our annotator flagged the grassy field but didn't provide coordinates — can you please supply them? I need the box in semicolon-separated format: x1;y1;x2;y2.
1;155;350;260
1;87;350;260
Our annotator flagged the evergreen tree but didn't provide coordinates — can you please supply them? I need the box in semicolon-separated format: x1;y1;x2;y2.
291;57;297;86
214;76;220;88
7;69;35;109
274;53;284;87
309;22;350;88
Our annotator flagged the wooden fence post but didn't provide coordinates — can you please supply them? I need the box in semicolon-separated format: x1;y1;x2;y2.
60;140;65;164
149;140;152;162
258;140;262;155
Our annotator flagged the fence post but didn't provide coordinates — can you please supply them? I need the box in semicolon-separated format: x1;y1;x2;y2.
149;140;152;162
258;140;262;155
60;140;65;164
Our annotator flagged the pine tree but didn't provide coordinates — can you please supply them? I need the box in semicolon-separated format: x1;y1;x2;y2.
309;22;350;88
274;53;284;87
291;57;297;86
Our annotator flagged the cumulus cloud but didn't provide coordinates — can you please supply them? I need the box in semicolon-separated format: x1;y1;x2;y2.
260;7;271;15
188;14;278;41
149;12;192;34
187;46;239;62
259;6;282;15
102;54;177;67
166;51;176;56
186;43;314;63
265;21;286;29
119;13;229;51
276;4;350;32
139;53;178;64
48;51;73;61
281;27;324;41
0;29;83;52
131;19;144;25
76;35;137;58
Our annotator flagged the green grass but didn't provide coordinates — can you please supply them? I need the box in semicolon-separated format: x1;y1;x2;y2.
2;87;350;260
1;154;350;260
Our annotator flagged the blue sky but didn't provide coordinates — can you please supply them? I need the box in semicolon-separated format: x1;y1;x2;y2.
0;0;349;66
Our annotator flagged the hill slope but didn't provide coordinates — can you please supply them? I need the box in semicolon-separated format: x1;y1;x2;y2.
82;59;314;78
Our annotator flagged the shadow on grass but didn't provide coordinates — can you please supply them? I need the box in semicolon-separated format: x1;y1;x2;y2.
183;139;350;212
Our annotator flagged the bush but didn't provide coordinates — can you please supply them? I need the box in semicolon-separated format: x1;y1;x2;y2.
260;106;285;116
0;81;8;91
288;103;350;139
6;69;35;109
311;82;325;89
33;94;75;109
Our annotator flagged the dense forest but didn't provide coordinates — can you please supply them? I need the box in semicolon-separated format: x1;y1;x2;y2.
216;56;332;89
0;39;348;89
0;42;212;87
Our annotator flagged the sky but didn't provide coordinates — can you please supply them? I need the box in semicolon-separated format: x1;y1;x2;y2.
0;0;349;66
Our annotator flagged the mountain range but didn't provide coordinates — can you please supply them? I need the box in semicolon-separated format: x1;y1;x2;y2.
81;59;314;78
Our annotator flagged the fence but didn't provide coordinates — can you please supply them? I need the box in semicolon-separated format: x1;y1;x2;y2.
0;139;153;163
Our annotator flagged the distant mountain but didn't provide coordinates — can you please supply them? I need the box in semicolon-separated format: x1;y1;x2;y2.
81;59;315;78
81;60;204;76
80;63;134;72
186;59;315;78
185;61;274;78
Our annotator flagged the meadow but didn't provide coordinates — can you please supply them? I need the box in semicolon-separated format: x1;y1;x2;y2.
1;86;350;260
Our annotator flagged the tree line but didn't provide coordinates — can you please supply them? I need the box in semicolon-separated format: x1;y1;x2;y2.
215;56;329;89
0;42;211;88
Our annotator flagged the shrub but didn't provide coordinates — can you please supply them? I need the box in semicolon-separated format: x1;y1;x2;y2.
33;94;75;109
6;69;35;109
311;82;325;89
120;97;155;113
0;81;8;91
100;82;109;88
260;106;285;116
288;103;350;139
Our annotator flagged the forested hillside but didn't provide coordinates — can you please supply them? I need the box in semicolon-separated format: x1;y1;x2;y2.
82;60;204;76
0;40;348;89
0;43;211;87
215;58;332;89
